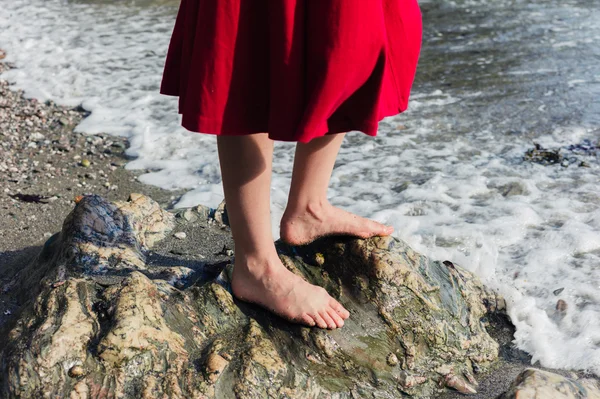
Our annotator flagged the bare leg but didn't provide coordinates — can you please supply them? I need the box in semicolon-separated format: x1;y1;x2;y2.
280;133;394;246
217;134;349;329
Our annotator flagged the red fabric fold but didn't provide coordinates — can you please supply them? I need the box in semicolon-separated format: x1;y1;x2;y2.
160;0;422;143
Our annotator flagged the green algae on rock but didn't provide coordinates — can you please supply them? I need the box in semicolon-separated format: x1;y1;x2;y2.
0;194;505;398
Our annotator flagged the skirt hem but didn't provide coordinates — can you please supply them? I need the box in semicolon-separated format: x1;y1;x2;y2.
172;102;401;143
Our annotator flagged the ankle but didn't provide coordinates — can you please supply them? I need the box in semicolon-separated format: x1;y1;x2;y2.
283;198;330;220
233;251;280;275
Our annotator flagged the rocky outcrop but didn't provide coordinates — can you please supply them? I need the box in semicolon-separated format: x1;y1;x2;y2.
498;368;600;399
0;194;506;398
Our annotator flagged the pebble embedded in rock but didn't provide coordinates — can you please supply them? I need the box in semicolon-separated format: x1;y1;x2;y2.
68;365;85;378
315;253;325;266
205;352;229;383
445;373;477;394
398;371;427;391
386;353;399;366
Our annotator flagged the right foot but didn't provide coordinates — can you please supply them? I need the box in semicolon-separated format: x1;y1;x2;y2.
231;255;349;329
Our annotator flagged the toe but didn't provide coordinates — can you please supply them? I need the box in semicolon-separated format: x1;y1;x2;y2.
330;298;350;319
320;311;337;330
312;313;328;329
328;308;345;328
373;220;393;235
300;313;316;327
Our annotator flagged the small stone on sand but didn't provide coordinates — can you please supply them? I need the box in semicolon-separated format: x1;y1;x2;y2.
174;232;187;240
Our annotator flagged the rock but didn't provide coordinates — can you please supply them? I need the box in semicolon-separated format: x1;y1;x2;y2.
386;353;399;366
444;373;477;394
30;132;45;141
212;200;229;226
556;299;568;313
524;143;562;165
205;350;229;383
96;272;187;369
215;244;234;257
175;206;211;224
0;194;504;399
498;368;600;399
68;365;85;378
174;231;187;240
314;252;325;266
498;181;528;197
80;159;90;167
111;142;126;150
150;266;194;287
182;208;198;223
398;371;427;392
195;204;211;220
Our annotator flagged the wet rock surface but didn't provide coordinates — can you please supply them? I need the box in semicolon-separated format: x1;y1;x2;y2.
0;194;507;398
498;368;600;399
524;141;599;168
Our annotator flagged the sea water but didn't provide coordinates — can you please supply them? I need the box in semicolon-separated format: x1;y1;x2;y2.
1;0;599;375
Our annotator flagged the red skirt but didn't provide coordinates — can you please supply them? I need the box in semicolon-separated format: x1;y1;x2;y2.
160;0;422;143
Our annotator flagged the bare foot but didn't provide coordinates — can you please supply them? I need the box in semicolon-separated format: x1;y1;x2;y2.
231;255;349;329
280;202;394;246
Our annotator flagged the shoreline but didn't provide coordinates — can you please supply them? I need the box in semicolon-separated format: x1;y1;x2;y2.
0;59;185;254
1;54;598;398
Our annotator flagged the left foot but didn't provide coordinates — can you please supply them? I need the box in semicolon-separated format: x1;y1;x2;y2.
280;202;394;246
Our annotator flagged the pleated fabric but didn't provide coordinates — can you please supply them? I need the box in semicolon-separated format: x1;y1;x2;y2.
160;0;422;143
